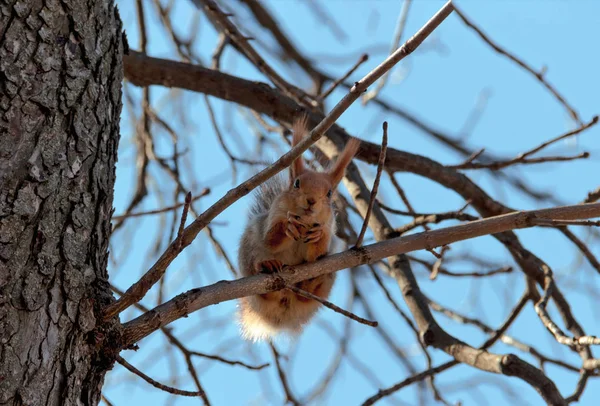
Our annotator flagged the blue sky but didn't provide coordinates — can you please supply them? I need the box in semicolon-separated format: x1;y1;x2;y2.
105;1;600;405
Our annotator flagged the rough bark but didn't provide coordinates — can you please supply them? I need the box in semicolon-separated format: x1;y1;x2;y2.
0;1;123;405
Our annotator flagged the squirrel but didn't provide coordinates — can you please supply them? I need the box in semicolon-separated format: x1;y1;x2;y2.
237;116;360;341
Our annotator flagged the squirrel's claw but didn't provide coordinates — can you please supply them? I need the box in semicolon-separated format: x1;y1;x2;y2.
304;224;324;244
287;211;309;228
304;230;323;244
256;259;284;274
286;211;308;241
286;222;303;241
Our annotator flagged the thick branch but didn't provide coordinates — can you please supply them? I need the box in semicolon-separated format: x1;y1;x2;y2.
120;202;600;347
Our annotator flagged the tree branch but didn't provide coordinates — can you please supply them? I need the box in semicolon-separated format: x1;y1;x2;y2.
120;202;600;347
454;5;583;125
355;121;388;247
116;355;209;401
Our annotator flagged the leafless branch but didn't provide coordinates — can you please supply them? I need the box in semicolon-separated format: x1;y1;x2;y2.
112;188;210;220
355;121;388;247
427;297;582;373
119;202;600;346
454;5;583;124
101;395;114;406
318;53;369;101
285;283;378;327
410;256;513;278
176;192;191;250
362;361;458;405
188;350;269;371
535;265;600;346
450;152;590;170
449;116;598;170
363;0;413;104
269;344;300;406
116;355;209;401
584;186;600;204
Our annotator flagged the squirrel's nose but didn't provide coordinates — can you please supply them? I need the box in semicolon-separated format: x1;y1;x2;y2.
307;197;316;206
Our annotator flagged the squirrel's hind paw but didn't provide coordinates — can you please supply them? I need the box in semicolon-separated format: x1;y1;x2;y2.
255;259;284;274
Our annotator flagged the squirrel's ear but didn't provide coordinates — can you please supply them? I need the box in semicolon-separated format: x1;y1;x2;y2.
290;115;309;179
328;138;360;185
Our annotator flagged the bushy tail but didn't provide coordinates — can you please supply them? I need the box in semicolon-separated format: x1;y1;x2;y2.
237;298;283;342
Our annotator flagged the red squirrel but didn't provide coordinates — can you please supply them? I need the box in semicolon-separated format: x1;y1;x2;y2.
237;116;360;341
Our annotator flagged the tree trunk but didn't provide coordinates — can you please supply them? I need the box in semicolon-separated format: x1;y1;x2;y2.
0;1;123;404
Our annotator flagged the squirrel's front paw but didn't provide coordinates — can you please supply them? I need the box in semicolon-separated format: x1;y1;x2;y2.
286;211;308;241
255;259;284;274
304;223;324;244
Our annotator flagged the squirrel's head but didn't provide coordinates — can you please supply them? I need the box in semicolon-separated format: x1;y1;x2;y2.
287;115;361;218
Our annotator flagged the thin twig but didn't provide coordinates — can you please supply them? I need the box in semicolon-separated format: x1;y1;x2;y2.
454;5;583;124
481;290;531;349
193;0;312;105
238;0;326;87
205;95;269;182
428;297;581;373
176;192;192;250
519;118;597;159
285;284;378;327
355;121;388;247
449;152;590;170
363;0;413;104
362;361;458;405
409;256;513;278
378;200;475;219
269;344;300;406
364;290;531;405
534;265;600;346
367;267;446;403
205;225;239;276
459;148;485;165
429;245;450;280
116;355;209;401
112;188;210;220
566;371;590;403
584;186;600;204
211;33;228;69
189;350;269;370
318;54;369;101
304;0;349;43
395;208;477;235
458;88;492;139
449;116;598;170
101;395;114;406
560;227;600;274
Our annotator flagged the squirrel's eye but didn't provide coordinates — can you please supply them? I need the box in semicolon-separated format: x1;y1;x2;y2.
327;189;332;198
293;179;300;188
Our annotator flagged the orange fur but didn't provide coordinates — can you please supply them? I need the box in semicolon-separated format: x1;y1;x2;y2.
291;115;309;179
237;116;360;341
328;138;361;185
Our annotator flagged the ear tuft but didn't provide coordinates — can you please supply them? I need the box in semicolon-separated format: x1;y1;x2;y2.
328;137;360;185
290;114;309;180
